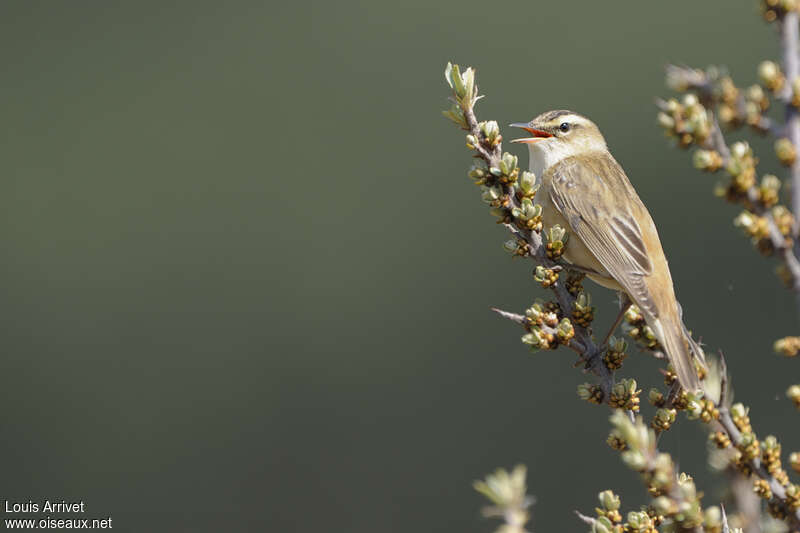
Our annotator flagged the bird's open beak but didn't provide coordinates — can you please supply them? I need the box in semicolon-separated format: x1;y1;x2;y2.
509;123;552;144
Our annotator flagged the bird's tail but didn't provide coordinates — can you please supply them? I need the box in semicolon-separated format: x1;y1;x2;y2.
651;316;705;394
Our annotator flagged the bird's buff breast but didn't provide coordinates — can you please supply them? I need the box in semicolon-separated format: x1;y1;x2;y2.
539;189;624;292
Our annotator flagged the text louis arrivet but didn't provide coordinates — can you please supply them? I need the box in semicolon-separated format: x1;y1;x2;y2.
4;500;112;529
7;501;86;513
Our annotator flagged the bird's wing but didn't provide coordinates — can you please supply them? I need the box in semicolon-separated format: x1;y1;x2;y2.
546;154;655;311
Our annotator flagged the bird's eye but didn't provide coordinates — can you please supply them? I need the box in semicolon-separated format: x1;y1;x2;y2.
559;122;570;133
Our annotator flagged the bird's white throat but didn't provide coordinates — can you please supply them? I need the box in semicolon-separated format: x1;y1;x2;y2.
525;137;607;182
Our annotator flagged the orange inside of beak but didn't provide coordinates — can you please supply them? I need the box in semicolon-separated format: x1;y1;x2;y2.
511;127;552;144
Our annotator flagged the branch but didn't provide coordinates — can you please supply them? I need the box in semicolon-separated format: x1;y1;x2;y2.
656;82;800;297
781;12;800;239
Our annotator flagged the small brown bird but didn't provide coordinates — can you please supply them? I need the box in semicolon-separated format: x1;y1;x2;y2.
511;110;705;392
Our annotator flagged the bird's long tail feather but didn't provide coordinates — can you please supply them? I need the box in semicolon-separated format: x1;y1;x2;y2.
651;318;704;394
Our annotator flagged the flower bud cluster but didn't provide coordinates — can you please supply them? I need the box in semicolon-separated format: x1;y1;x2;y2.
545;224;568;260
759;174;782;207
761;435;789;482
572;291;595;328
473;465;532;533
759;60;786;93
442;63;477;128
648;388;666;408
726;141;758;195
733;210;771;253
595;490;622;525
650;408;677;434
508;198;539;231
622;305;661;351
787;384;800;409
566;271;585;296
502;238;529;257
603;336;628;371
772;205;796;239
790;451;800;474
533;265;558;288
521;300;574;351
775;137;797;166
710;431;731;449
578;382;605;405
692;149;723;172
755;478;773;500
657;95;711;147
609;378;641;412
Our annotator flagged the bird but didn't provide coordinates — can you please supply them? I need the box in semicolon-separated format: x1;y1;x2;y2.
510;110;705;393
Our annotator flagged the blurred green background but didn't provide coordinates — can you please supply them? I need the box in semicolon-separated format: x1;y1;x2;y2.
1;1;798;531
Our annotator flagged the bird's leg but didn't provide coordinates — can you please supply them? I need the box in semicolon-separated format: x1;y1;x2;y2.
601;293;632;347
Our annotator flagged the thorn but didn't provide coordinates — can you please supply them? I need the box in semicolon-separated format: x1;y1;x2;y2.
721;504;730;533
490;307;526;325
574;511;595;526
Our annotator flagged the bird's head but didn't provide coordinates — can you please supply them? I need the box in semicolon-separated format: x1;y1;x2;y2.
510;110;607;166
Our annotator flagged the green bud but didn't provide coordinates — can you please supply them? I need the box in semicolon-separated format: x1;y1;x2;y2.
730;402;748;419
461;67;475;103
657;112;675;130
577;383;593;400
548;224;568;243
468;162;487;181
608;336;626;353
761;435;779;451
592;516;612;533
686;399;703;420
648;388;664;406
480;186;501;204
704;506;722;528
525;300;545;320
651;496;676;516
655;408;676;425
556;318;574;341
503;239;518;253
598;490;620;511
518;171;538;196
677;473;697;500
758;60;783;89
775;137;797;165
575;291;592;310
521;327;547;350
482;120;499;142
746;84;766;104
626;511;648;529
621;450;647;471
441;104;467;128
730;140;751;160
692;149;719;171
739;432;756;448
500;152;517;175
447;63;466;97
511;197;541;221
787;384;800;401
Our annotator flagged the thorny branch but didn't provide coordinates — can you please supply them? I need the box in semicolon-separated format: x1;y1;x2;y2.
451;73;617;398
444;60;800;532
